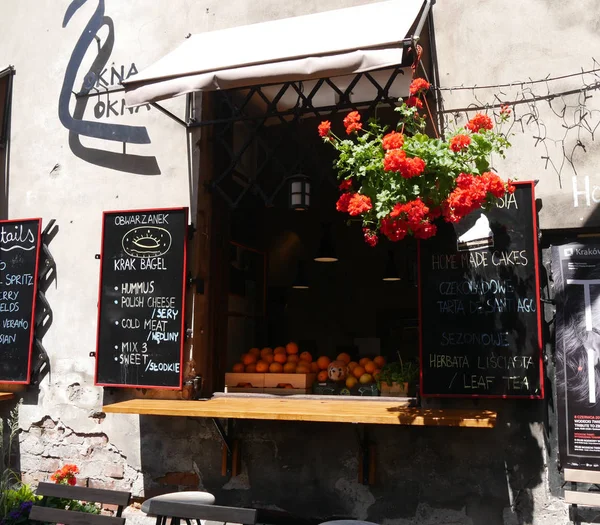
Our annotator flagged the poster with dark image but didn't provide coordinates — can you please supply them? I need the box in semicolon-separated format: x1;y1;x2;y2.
553;242;600;470
0;218;42;383
419;182;543;398
95;208;188;389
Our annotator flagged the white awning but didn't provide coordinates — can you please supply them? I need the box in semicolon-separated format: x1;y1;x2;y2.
123;0;429;107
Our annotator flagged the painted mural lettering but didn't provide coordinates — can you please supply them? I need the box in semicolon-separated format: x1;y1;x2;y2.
573;175;600;207
59;0;160;175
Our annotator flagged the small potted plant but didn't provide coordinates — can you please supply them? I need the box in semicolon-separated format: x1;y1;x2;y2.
377;355;419;397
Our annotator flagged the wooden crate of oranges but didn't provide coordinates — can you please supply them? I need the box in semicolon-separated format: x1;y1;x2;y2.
226;342;319;394
226;343;386;395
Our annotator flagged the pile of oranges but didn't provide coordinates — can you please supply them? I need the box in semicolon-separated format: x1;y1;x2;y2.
231;344;386;389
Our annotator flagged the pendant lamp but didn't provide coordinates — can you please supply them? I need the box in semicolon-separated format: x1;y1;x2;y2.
382;250;401;281
292;260;310;289
314;223;338;262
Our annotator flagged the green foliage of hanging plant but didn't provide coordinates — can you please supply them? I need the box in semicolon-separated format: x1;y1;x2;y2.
317;78;514;247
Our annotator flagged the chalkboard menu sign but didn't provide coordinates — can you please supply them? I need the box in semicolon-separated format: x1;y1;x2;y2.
419;182;543;398
0;218;42;384
95;208;188;389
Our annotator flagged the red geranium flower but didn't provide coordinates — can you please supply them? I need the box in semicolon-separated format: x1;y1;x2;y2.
318;121;331;137
383;149;407;172
336;192;352;213
347;194;373;216
500;104;511;116
406;96;423;109
466;113;493;133
449;134;471;153
343;111;362;134
363;228;378;247
382;131;405;151
409;78;430;95
339;179;353;192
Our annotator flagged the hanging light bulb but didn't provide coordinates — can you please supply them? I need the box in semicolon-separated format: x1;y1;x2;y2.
383;250;401;281
292;260;310;289
314;223;338;262
289;174;310;211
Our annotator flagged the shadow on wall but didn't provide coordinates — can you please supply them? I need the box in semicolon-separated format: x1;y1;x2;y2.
59;0;160;176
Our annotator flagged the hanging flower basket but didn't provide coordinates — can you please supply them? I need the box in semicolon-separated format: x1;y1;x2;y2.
317;78;514;247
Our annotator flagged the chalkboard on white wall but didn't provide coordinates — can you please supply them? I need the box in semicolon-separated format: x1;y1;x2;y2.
0;218;42;384
418;182;544;398
95;208;188;389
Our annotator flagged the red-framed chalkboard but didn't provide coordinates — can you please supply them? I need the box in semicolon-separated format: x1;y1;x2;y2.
0;218;42;384
94;207;188;389
418;181;544;399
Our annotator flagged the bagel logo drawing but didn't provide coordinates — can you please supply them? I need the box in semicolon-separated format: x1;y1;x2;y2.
122;227;171;258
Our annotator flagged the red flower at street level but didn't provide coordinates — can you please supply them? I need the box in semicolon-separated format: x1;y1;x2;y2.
347;194;373;216
406;96;423;109
336;192;352;213
339;179;353;192
449;134;471;152
466;113;494;133
413;221;437;239
383;150;425;178
318;120;332;137
51;464;80;485
399;156;426;179
382;131;405;151
409;78;430;95
507;180;516;193
363;228;378;247
343;111;362;134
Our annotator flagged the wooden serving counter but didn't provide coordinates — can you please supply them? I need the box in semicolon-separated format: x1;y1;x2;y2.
102;396;497;428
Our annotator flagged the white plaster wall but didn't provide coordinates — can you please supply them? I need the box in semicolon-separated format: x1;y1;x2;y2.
433;0;600;230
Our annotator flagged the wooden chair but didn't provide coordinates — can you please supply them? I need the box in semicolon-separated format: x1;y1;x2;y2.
29;481;131;525
564;469;600;524
142;499;257;525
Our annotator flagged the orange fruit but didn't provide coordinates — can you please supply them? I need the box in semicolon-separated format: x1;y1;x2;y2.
299;351;312;363
359;373;373;384
316;356;331;370
232;363;244;373
310;361;320;373
245;364;257;373
283;362;297;373
359;357;371;367
364;361;376;374
260;347;273;358
264;353;274;364
286;342;299;355
296;363;310;374
317;370;329;382
347;361;358;372
274;346;287;355
249;347;261;357
337;352;351;364
346;376;358;389
373;356;386;368
242;353;256;366
287;354;299;363
352;365;365;379
274;353;287;364
373;368;381;379
269;362;283;373
255;360;269;373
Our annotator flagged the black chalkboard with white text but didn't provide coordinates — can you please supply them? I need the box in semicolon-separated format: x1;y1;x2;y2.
418;182;543;398
95;208;188;389
0;218;41;383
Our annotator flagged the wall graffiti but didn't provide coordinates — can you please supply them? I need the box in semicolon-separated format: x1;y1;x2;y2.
59;0;160;175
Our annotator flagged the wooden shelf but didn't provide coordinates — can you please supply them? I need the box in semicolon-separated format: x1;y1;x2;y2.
102;397;497;428
0;392;15;402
